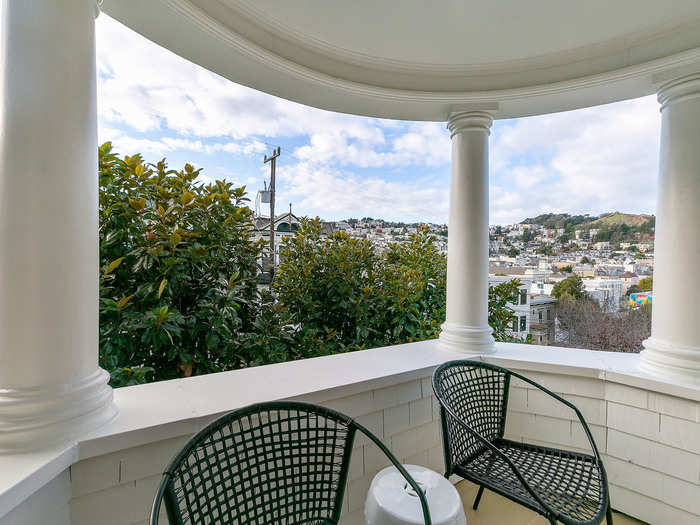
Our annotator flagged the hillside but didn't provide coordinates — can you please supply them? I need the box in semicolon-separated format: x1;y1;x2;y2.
589;212;653;228
520;213;593;229
521;212;654;231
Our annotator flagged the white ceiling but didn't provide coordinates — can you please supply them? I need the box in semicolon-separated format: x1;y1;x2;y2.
236;0;700;65
102;0;700;120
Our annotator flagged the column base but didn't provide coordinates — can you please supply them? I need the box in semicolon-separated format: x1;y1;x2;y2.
439;322;495;354
640;337;700;387
0;368;117;453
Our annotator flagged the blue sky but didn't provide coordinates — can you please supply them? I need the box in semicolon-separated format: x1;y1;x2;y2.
96;15;660;225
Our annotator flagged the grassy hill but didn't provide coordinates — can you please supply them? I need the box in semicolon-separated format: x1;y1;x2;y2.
520;213;592;229
589;212;653;228
520;212;655;242
522;212;653;229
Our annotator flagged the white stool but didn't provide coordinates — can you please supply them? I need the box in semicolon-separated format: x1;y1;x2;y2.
364;465;467;525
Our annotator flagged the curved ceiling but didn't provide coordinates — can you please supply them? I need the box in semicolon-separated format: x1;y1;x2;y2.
102;0;700;120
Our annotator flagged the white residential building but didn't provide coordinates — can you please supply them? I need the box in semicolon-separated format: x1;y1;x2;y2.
490;276;531;339
583;278;624;312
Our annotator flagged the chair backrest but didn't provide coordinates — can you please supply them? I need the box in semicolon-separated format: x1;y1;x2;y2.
156;401;356;524
432;360;510;470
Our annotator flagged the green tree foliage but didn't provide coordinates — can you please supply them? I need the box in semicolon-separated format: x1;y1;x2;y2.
507;247;520;257
488;279;525;342
273;220;381;353
552;274;586;300
99;146;529;386
521;229;534;243
638;217;655;234
273;220;447;351
98;143;261;385
521;213;590;230
638;276;653;291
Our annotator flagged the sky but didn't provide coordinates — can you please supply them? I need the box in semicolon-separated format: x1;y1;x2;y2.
96;14;661;226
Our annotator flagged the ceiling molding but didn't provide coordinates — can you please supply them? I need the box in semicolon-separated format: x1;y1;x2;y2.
104;0;700;120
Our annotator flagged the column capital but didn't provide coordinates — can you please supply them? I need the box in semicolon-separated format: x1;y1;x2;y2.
446;111;493;138
657;72;700;111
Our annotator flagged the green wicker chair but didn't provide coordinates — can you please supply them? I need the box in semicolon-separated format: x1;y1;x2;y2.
149;401;432;524
433;360;612;525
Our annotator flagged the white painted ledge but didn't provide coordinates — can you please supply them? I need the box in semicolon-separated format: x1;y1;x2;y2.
1;339;699;519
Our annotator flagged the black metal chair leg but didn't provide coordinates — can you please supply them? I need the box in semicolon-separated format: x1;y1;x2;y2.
472;485;485;510
606;502;614;524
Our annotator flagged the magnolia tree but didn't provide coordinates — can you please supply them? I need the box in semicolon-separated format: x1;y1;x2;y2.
98;145;524;386
98;143;261;385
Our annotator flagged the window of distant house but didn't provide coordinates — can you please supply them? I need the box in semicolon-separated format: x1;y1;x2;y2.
538;310;543;321
520;316;526;332
520;291;527;305
547;309;551;320
512;319;518;332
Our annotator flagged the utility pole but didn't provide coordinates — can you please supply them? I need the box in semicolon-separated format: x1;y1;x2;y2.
264;147;281;281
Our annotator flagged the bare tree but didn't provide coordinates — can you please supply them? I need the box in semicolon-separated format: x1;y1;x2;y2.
555;298;651;353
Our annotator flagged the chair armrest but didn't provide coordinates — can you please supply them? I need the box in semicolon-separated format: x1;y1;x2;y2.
435;397;556;514
149;474;169;525
354;422;433;525
507;370;603;463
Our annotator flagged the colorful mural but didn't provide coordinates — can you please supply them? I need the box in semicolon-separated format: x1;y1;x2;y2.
629;292;652;308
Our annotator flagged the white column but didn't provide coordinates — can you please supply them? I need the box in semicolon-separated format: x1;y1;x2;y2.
0;0;116;451
641;73;700;386
439;111;495;354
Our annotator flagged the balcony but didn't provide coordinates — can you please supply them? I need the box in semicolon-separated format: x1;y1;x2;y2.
2;1;700;524
2;341;698;524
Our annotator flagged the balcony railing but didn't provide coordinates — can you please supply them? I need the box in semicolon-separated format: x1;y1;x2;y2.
1;340;698;525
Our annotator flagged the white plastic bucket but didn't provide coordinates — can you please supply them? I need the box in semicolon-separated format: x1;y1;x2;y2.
364;465;467;525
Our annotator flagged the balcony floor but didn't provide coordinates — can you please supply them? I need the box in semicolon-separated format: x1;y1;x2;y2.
456;481;647;525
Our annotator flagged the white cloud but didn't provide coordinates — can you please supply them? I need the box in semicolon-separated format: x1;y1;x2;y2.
96;16;387;143
506;164;553;189
99;128;267;159
97;14;661;226
275;162;448;223
291;122;450;169
490;96;660;224
96;15;449;171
